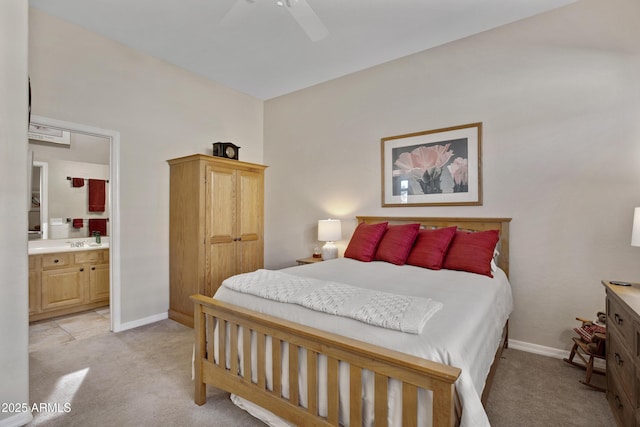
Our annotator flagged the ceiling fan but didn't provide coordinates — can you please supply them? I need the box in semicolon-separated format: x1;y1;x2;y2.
223;0;329;42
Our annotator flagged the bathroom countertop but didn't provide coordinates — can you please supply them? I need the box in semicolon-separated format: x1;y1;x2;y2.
28;237;110;255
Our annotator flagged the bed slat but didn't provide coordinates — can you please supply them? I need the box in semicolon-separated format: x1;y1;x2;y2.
289;344;299;406
402;382;418;427
257;331;266;389
327;357;339;425
374;373;388;427
307;350;318;416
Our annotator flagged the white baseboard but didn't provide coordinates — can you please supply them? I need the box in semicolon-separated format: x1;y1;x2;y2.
115;312;168;332
509;339;606;370
0;411;33;427
509;339;569;359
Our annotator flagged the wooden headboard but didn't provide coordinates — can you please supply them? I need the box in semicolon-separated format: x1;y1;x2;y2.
356;216;512;278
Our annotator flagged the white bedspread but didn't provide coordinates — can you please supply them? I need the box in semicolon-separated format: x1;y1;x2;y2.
213;258;513;427
222;269;442;334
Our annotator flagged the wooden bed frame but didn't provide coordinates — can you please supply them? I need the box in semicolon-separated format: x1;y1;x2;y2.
191;216;511;427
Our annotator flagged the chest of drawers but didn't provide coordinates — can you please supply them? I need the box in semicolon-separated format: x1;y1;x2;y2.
604;280;640;426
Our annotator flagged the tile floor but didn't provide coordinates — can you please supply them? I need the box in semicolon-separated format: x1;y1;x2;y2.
29;307;111;352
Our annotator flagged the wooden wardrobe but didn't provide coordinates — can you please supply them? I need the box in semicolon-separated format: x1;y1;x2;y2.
167;154;266;327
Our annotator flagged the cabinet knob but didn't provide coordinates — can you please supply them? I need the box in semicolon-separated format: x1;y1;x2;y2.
91;267;96;271
79;268;84;272
54;259;59;263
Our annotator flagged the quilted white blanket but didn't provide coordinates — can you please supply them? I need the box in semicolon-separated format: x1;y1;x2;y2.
223;269;443;334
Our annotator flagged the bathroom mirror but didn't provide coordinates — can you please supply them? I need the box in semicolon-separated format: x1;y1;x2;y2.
28;161;48;240
28;124;110;240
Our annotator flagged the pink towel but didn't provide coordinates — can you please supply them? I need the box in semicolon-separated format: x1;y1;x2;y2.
72;177;84;187
88;219;108;237
88;179;106;212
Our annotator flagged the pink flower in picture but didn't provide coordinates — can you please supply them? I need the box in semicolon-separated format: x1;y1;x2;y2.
447;157;468;192
394;144;454;177
394;143;455;194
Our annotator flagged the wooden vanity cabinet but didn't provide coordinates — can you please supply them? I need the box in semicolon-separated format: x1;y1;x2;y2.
29;249;110;322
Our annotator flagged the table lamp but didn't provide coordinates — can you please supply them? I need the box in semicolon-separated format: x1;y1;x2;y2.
610;207;640;287
632;207;640;247
318;219;341;260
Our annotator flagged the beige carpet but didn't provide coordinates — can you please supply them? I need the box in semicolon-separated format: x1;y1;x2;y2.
28;319;614;426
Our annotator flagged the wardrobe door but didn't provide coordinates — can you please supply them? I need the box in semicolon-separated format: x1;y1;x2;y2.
236;169;264;275
205;164;237;296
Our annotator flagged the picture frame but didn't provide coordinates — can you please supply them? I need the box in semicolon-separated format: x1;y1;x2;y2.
28;123;71;146
381;122;482;207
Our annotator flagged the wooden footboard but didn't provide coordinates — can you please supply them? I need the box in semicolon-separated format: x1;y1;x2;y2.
191;294;462;427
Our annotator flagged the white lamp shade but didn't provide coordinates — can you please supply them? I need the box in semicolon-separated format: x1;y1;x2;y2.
318;219;341;260
318;219;342;242
632;207;640;247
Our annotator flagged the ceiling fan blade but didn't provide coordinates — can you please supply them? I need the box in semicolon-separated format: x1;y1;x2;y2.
286;0;328;42
220;0;255;26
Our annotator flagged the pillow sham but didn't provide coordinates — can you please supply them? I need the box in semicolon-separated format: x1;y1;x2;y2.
374;223;420;265
443;229;500;277
405;226;457;270
344;222;388;262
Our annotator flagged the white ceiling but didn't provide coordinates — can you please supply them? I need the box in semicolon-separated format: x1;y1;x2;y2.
29;0;577;100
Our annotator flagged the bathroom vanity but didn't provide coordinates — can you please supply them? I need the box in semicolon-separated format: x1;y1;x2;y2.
28;238;109;322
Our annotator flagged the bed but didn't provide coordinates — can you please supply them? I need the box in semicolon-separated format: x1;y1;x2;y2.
191;216;512;427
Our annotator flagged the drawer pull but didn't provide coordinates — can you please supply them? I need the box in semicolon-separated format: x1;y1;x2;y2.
79;268;84;272
615;395;623;410
614;313;624;325
54;259;59;263
91;267;96;271
614;352;624;366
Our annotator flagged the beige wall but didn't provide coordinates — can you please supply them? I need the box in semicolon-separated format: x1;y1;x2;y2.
0;1;31;425
264;0;640;351
29;8;264;324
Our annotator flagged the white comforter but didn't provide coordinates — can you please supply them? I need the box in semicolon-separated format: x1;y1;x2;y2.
213;258;513;427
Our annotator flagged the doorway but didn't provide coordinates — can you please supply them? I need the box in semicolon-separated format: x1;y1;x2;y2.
29;115;121;332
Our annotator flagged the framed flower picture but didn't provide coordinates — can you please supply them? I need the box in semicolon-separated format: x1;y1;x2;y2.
381;122;482;207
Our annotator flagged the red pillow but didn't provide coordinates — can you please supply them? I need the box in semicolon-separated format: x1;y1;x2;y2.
374;223;420;265
406;226;457;270
442;229;500;277
344;222;388;262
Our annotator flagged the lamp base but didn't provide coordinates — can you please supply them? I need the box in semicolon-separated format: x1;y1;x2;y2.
321;241;338;260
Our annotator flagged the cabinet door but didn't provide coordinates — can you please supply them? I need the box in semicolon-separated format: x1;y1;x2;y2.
237;169;264;274
206;164;237;296
88;263;110;303
41;267;85;311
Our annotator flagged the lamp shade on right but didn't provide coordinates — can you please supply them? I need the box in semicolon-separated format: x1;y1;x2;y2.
632;207;640;247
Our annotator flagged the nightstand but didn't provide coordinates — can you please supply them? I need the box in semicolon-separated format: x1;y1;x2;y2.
296;257;323;265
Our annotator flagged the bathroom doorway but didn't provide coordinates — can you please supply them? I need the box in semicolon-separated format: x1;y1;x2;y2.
28;115;121;333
